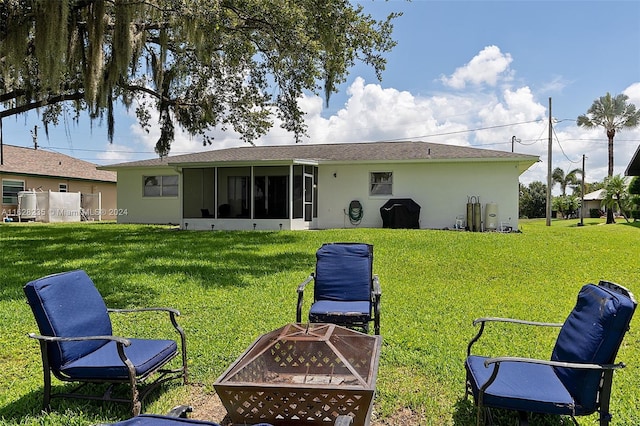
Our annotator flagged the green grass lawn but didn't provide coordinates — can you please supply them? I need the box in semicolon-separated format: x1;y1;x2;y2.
0;219;638;425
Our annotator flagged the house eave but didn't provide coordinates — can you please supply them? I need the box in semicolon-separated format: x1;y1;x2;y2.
625;144;640;176
169;159;320;168
0;170;116;183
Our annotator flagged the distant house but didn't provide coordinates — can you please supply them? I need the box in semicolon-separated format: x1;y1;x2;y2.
582;189;605;218
1;144;117;221
102;141;539;231
625;144;640;176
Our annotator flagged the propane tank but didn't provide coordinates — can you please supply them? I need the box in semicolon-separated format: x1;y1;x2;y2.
473;197;481;232
466;197;474;231
485;202;498;231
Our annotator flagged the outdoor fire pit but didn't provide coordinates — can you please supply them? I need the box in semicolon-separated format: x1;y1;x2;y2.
214;323;382;426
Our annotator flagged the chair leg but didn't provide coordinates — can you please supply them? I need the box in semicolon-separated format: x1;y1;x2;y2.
131;386;141;417
38;340;52;411
517;411;529;426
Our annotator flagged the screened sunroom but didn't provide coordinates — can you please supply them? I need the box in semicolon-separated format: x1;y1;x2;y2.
181;164;318;231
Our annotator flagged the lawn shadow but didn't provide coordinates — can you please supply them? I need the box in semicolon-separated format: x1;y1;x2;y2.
0;379;178;423
620;221;640;229
0;224;312;305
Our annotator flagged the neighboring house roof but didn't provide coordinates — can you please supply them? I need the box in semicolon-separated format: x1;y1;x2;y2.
583;189;605;201
102;141;539;171
625;144;640;176
0;144;116;182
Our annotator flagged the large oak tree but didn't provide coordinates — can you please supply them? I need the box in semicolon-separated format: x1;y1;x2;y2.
0;0;399;157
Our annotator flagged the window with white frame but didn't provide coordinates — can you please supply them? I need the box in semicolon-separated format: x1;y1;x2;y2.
59;183;68;192
369;172;393;196
143;175;179;197
2;179;25;204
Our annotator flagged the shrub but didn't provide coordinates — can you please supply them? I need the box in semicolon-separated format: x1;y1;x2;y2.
589;208;602;218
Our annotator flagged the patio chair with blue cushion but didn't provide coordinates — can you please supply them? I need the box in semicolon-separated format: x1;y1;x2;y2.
24;270;188;416
465;280;636;426
296;242;381;335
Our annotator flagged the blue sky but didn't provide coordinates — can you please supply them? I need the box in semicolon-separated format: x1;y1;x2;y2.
3;0;640;188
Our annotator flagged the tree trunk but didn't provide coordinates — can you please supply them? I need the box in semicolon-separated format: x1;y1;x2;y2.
606;129;615;224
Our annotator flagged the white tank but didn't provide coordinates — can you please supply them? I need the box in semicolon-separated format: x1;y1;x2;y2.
18;191;38;220
485;202;499;231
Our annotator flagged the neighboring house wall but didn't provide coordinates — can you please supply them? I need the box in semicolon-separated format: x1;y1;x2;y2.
317;161;519;230
1;174;118;220
116;167;181;224
582;199;603;217
1;145;117;221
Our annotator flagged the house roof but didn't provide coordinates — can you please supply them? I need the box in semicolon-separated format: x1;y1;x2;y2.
0;144;117;182
583;189;605;201
625;144;640;176
102;141;539;171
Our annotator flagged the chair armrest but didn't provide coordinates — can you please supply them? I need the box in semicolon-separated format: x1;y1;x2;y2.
166;405;193;418
296;274;314;323
108;307;181;316
297;274;314;293
108;307;184;339
28;332;131;346
467;317;562;356
478;356;625;395
108;306;187;381
484;356;625;371
473;317;563;328
30;332;140;384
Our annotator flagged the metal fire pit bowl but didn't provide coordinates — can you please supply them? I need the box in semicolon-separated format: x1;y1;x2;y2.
214;323;382;426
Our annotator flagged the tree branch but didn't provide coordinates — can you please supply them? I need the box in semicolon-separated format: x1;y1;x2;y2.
0;92;85;119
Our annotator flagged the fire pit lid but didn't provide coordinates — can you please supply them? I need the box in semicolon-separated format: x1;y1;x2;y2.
216;323;381;389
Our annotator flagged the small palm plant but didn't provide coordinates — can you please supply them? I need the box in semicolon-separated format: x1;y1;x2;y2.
601;174;631;223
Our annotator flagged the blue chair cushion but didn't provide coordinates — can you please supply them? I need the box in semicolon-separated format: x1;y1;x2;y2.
466;355;575;415
551;283;637;412
314;243;372;302
23;270;112;370
60;338;178;380
309;300;371;323
107;414;221;425
106;415;273;425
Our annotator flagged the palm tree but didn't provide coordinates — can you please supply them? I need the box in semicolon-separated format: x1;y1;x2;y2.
602;175;631;223
577;93;640;223
552;167;581;196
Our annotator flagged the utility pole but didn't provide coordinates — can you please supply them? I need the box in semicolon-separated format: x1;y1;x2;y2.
579;154;585;227
511;135;520;153
546;97;552;226
31;125;38;149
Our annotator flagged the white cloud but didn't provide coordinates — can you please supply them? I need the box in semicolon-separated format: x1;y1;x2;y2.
624;82;640;106
440;45;514;89
114;47;640;189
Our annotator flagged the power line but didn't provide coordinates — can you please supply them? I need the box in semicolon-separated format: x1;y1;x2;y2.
382;119;544;142
553;126;582;164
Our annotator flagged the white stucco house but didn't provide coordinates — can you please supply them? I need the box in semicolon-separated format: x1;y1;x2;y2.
581;189;605;218
101;141;539;231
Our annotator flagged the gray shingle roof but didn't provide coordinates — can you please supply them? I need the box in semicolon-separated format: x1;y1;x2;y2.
0;145;117;182
103;141;539;168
